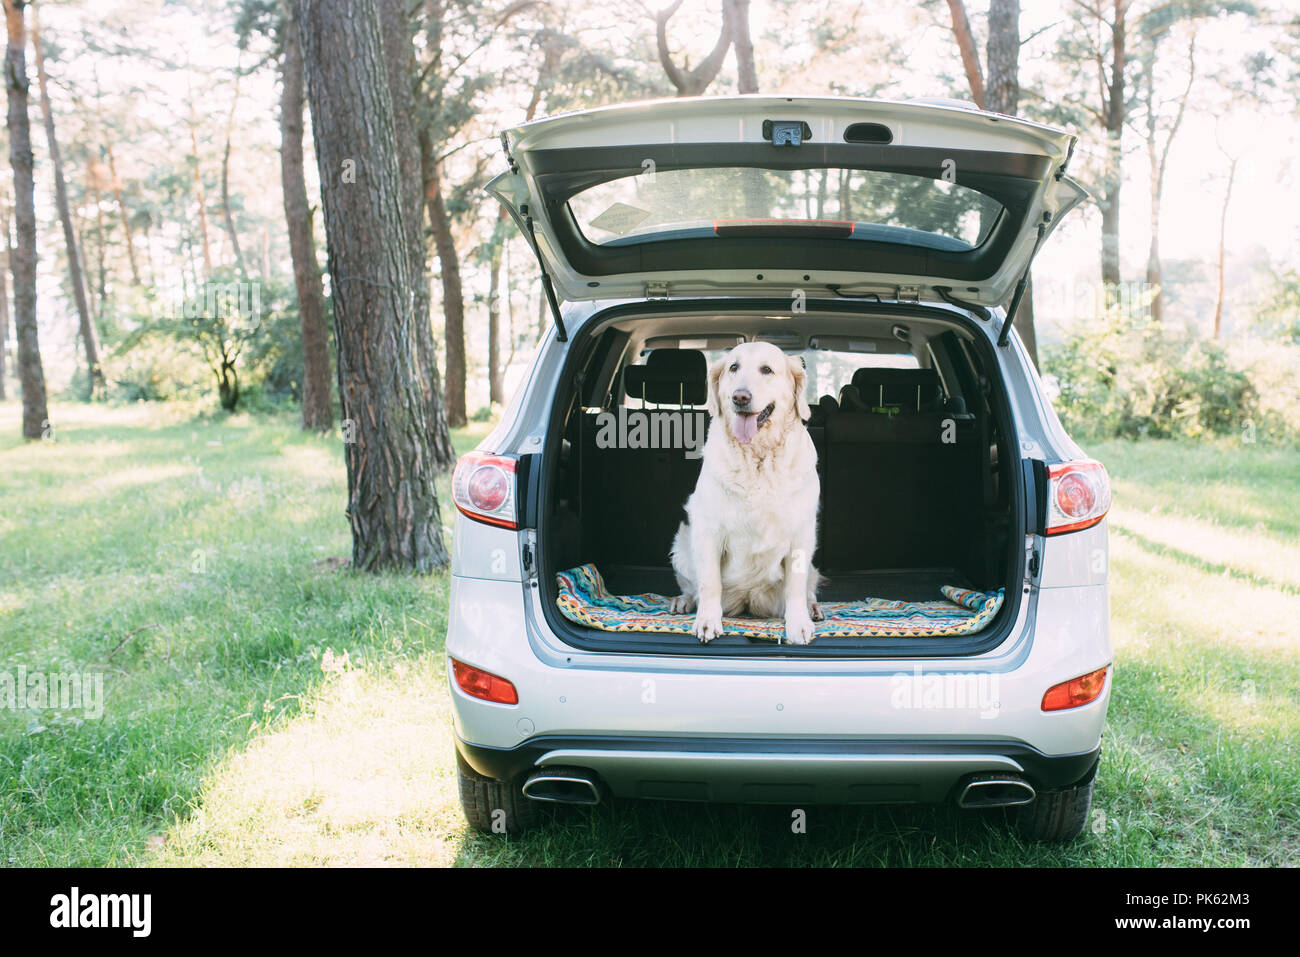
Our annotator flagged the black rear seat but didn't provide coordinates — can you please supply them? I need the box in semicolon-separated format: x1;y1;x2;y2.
580;349;709;570
822;367;982;575
578;355;984;583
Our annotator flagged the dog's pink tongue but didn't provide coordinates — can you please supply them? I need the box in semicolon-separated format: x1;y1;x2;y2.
731;413;759;444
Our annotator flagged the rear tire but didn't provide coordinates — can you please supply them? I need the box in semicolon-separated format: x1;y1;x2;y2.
456;751;539;835
1015;777;1095;842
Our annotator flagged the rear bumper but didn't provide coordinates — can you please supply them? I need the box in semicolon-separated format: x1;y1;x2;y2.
455;733;1100;805
446;576;1112;759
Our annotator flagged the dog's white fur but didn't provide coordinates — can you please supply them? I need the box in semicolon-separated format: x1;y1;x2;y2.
669;342;824;644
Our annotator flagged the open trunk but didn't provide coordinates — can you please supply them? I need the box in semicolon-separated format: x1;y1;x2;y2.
534;300;1027;657
478;97;1089;656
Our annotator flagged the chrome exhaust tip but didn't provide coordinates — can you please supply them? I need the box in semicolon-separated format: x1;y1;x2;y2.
957;775;1037;809
522;766;603;805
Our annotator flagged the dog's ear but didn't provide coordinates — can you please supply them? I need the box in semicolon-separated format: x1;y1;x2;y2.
789;354;811;421
706;355;727;418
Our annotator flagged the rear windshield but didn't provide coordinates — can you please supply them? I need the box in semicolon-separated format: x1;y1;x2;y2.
568;167;1003;251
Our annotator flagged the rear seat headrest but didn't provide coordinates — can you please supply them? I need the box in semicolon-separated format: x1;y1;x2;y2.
838;384;868;413
851;367;943;412
624;349;708;405
807;394;839;427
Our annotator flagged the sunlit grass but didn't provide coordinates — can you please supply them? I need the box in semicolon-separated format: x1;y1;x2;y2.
0;399;461;866
1;403;1296;866
156;653;464;866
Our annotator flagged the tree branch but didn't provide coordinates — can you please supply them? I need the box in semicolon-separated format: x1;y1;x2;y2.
654;0;690;93
655;0;732;96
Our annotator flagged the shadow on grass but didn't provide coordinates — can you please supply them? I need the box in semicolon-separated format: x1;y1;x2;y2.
454;799;1089;867
1113;526;1300;597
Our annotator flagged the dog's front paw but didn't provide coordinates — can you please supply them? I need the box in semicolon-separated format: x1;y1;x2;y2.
693;608;723;643
669;594;697;615
784;614;815;645
810;601;825;622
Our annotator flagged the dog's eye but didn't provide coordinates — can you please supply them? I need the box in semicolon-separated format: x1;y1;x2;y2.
760;365;773;375
729;362;739;373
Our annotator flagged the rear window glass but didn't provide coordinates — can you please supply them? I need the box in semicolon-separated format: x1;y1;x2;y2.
568;167;1002;250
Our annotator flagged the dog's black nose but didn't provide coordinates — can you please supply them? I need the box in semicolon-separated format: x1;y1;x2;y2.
731;389;751;409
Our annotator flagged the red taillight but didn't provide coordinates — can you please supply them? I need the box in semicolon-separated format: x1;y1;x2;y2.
452;452;517;528
1045;459;1111;535
451;658;519;705
1042;666;1109;711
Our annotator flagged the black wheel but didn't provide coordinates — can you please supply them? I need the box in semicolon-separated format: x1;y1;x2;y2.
1015;777;1095;842
455;751;539;835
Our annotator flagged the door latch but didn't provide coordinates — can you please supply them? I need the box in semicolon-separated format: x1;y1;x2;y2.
763;119;810;146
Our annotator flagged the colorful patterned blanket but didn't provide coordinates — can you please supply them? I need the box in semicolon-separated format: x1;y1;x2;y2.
555;564;1004;641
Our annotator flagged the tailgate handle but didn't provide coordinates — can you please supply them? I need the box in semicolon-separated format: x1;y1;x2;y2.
763;119;810;146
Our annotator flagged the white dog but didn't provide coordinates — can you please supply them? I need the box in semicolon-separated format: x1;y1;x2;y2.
669;341;824;644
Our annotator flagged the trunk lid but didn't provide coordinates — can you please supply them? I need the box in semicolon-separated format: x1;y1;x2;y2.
487;95;1087;309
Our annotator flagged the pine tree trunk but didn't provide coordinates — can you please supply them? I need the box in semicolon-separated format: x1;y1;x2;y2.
4;0;48;439
380;0;454;468
484;53;557;404
279;0;333;432
945;0;986;108
93;70;140;289
142;217;157;288
104;143;141;287
503;233;516;374
487;211;504;406
188;121;214;277
87;164;108;318
984;0;1038;368
985;0;1018;114
728;0;758;93
31;1;102;398
420;0;465;452
1143;53;1162;323
0;204;8;400
1145;177;1162;323
220;71;247;278
295;0;448;572
1100;185;1121;290
726;0;768;216
421;137;467;428
1142;33;1195;326
1213;157;1237;340
1101;0;1126;292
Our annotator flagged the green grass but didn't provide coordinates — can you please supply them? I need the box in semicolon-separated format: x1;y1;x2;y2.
1;403;1295;866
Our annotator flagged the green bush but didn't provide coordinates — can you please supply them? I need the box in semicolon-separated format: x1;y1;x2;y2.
1254;266;1300;345
1041;314;1264;442
112;274;328;414
239;280;315;405
108;338;209;402
1229;340;1300;442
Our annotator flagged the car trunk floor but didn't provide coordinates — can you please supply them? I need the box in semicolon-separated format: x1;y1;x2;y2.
556;563;1004;642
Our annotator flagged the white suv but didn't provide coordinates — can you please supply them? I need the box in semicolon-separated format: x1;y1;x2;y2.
447;96;1111;841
